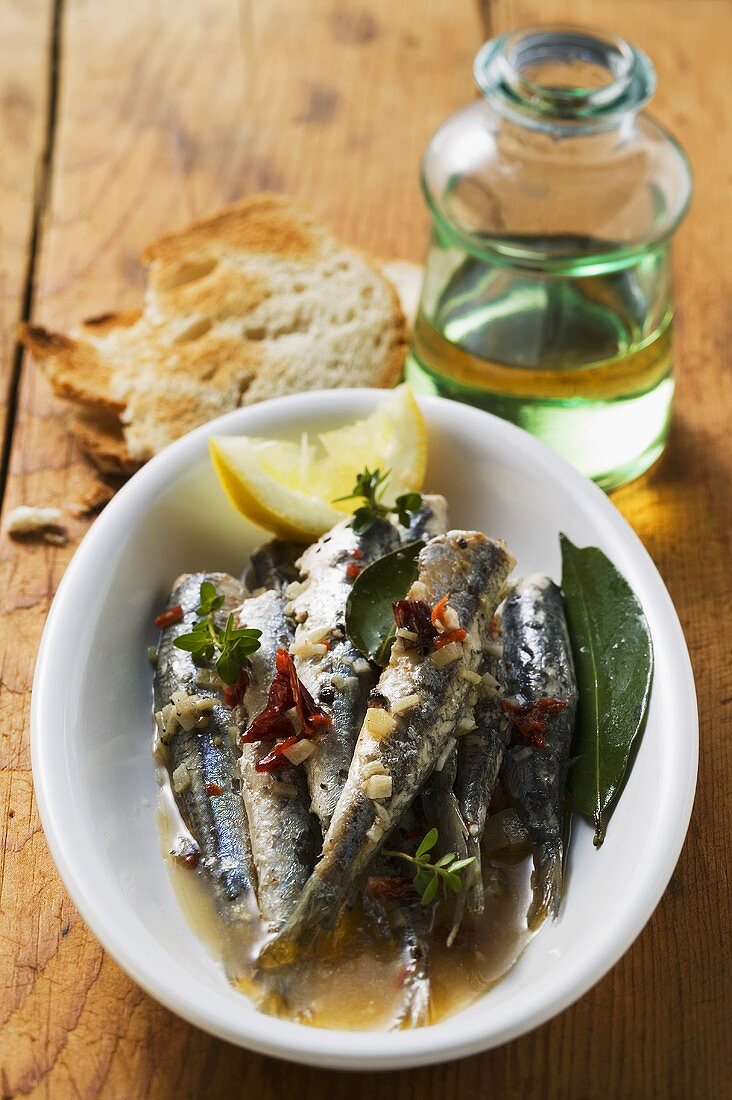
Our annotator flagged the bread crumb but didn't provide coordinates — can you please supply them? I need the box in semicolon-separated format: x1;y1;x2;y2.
5;506;67;544
68;482;116;518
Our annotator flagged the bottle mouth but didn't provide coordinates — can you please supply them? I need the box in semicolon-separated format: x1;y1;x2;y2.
474;25;655;132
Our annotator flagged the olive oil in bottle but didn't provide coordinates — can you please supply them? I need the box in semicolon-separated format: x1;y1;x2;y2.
406;234;675;490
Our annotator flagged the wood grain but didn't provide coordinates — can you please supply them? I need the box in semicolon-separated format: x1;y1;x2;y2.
1;0;730;1097
0;0;54;479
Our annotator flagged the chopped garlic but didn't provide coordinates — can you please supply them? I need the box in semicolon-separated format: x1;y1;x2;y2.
485;641;504;659
362;759;390;781
438;605;460;632
196;668;225;690
460;668;483;685
289;640;328;659
366;823;384;843
396;627;418;642
392;693;421;714
456;715;477;734
430;642;463;668
172;762;192;793
171;690;216;731
410;581;428;600
283;739;316;766
352;657;371;675
364;708;397;738
284;580;307;599
365;773;393;800
302;624;331;645
481;671;501;698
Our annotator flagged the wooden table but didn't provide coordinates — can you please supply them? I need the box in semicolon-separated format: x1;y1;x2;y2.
1;1;730;1095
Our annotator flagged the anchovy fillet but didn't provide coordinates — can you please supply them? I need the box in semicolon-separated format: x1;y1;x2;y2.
153;573;256;923
500;575;578;927
454;627;509;913
287;516;400;831
262;532;514;965
237;590;318;930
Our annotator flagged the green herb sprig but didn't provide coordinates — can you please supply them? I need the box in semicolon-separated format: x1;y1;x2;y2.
383;828;476;905
173;580;261;684
335;467;423;536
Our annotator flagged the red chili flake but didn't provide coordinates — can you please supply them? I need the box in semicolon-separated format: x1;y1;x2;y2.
501;697;568;748
433;628;467;649
430;595;449;627
255;735;299;773
241;649;332;743
223;669;250;708
351;548;363;559
181;851;200;869
154;604;183;629
393;599;437;653
346;563;362;580
368;876;419;903
204;781;223;796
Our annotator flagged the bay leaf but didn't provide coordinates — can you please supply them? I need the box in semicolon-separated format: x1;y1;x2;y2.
345;540;424;666
561;534;654;847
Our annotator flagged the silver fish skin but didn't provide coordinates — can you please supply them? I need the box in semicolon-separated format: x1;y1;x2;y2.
262;531;514;965
237;590;318;930
397;493;449;543
500;574;578;927
244;540;304;592
454;624;509;913
153;573;256;922
287;516;400;831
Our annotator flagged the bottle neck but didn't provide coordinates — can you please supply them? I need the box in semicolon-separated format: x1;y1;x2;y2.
474;26;655;137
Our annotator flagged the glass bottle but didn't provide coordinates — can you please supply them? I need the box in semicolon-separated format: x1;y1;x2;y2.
406;26;692;490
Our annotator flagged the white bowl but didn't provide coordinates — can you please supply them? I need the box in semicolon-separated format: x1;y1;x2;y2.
32;390;697;1070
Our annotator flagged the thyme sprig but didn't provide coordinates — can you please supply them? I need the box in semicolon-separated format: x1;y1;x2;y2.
335;467;423;536
173;580;261;685
383;827;476;905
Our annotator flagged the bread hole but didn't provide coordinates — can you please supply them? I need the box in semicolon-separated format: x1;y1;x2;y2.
156;257;218;293
172;316;212;343
343;307;356;322
360;286;373;301
245;325;268;341
293;281;306;293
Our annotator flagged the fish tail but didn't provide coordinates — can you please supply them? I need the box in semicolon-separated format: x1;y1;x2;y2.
528;839;563;930
401;969;431;1029
465;837;485;916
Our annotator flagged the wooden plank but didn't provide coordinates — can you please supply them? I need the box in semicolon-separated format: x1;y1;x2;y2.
0;2;482;1096
2;0;729;1096
0;0;54;478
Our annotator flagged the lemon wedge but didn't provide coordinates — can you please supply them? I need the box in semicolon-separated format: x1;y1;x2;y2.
210;385;427;540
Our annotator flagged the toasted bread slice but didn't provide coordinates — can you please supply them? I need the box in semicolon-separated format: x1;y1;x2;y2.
19;194;407;470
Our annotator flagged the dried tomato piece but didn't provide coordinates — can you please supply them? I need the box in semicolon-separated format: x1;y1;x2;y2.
154;605;183;629
501;696;567;748
433;628;467;649
255;735;299;773
241;648;331;744
223;669;249;708
346;562;362;580
204;781;223;796
368;876;419;903
393;599;437;653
